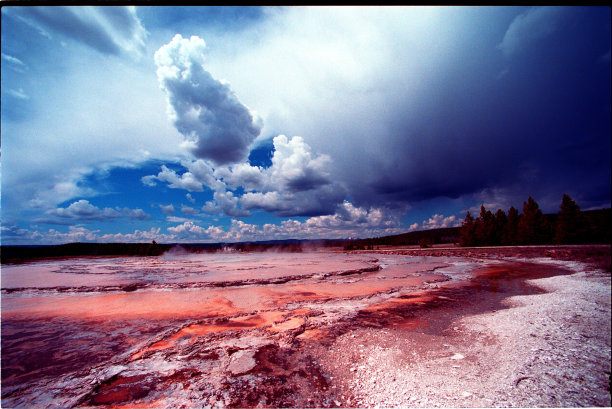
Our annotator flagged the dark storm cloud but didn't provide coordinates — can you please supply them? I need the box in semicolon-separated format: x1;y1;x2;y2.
330;7;610;212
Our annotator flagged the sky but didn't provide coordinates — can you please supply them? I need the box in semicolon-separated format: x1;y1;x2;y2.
1;6;610;245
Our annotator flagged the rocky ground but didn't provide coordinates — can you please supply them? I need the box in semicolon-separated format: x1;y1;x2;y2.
1;245;610;408
315;256;611;407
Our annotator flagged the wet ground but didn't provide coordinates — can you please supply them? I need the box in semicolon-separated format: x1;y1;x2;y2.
0;247;602;408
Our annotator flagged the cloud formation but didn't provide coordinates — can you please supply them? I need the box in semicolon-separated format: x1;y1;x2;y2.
221;135;343;217
167;221;224;241
2;7;610;245
1;53;28;73
202;190;250;217
203;6;610;213
142;165;205;192
168;201;400;242
7;6;147;57
155;34;262;165
43;200;150;223
498;7;568;56
180;204;199;215
159;204;175;215
143;134;344;218
420;214;460;230
48;200;121;221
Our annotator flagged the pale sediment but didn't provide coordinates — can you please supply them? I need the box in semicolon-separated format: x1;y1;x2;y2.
321;259;611;408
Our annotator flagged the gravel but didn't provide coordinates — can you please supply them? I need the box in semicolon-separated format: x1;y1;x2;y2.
320;259;611;407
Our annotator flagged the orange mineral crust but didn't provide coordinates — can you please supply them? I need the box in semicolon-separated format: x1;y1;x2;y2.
2;247;597;409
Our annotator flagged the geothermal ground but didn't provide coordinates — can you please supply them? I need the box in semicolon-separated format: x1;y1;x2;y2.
1;245;610;408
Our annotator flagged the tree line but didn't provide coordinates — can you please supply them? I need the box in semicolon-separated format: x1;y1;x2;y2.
459;194;598;247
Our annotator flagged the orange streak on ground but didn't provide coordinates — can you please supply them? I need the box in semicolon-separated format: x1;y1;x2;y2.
3;275;430;320
2;256;445;321
289;308;311;316
266;317;305;333
115;399;169;409
131;310;289;360
1;290;243;321
361;291;438;313
258;274;443;309
296;328;327;341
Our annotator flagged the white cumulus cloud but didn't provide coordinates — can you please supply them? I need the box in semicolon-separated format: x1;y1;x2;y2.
48;199;121;221
43;200;150;223
142;165;205;192
420;214;461;230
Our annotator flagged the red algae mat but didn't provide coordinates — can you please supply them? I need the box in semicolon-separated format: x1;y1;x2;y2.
0;249;577;408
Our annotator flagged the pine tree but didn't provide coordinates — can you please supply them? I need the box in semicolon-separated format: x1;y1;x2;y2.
554;194;583;244
476;205;495;246
503;206;519;245
460;211;476;247
494;209;507;246
517;197;548;244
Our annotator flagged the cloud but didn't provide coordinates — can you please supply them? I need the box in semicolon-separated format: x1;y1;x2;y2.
142;165;205;192
159;204;175;215
48;199;122;221
223;135;344;217
167;202;402;243
121;207;151;220
146;134;343;218
181;204;199;215
185;160;224;190
2;8;183;219
202;190;250;218
37;226;101;243
25;179;98;210
100;227;174;243
241;185;345;217
185;193;196;203
301;201;399;234
420;214;461;230
498;7;568;57
1;222;41;244
41;200;151;223
166;216;191;223
6;88;30;100
267;135;331;192
3;7;610;245
154;34;262;165
214;162;265;192
7;6;147;57
1;52;28;72
244;6;607;212
2;224;174;245
167;221;223;240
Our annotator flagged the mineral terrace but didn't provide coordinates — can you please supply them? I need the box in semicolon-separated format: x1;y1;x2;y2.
1;245;610;408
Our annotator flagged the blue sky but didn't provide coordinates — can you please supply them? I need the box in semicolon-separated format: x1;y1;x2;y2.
1;6;610;244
